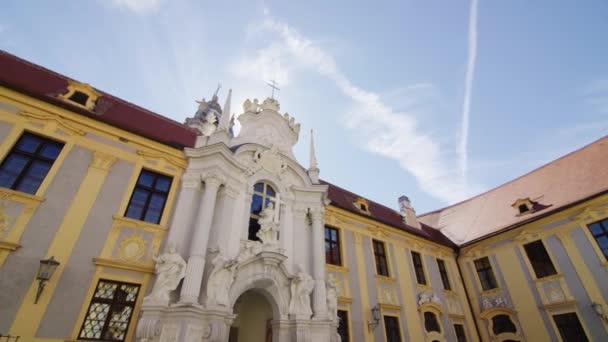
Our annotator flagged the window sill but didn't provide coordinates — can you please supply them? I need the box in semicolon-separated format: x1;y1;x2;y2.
480;287;502;296
442;289;457;296
416;283;433;291
375;274;396;282
112;215;167;231
326;263;349;273
533;273;563;283
0;187;44;203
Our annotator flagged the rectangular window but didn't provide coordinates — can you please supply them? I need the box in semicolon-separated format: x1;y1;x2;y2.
0;132;64;194
125;169;172;224
453;323;467;342
588;219;608;260
474;257;498;291
552;313;588;342
437;258;451;290
523;240;558;278
383;316;402;342
412;251;427;285
372;239;389;277
337;310;349;342
325;226;342;266
78;279;140;341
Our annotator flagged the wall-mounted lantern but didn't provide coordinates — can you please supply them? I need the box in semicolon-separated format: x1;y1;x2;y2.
591;302;607;322
35;256;60;304
368;305;381;331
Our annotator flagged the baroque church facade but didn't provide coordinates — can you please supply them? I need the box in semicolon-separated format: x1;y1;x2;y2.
0;50;607;342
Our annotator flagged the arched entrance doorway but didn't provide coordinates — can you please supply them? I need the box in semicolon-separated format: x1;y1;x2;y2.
229;290;274;342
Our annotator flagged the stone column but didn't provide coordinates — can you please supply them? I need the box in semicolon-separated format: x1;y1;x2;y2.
165;174;201;256
179;173;224;304
279;196;294;261
310;207;328;319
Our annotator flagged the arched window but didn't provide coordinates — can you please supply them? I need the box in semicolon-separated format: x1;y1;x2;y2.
424;311;441;333
249;182;276;241
492;314;517;335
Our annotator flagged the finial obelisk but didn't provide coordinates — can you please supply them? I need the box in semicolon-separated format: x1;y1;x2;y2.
218;89;232;130
307;129;320;183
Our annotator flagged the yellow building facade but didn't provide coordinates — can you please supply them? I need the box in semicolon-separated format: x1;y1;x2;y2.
0;50;607;342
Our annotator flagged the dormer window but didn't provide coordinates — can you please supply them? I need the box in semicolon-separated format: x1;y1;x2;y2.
353;197;371;215
512;198;536;216
59;80;100;110
68;91;89;106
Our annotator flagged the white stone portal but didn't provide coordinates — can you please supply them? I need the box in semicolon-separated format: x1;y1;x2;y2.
136;94;334;342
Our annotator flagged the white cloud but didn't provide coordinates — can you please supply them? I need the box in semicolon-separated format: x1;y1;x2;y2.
110;0;163;14
231;43;291;86
249;15;474;204
457;0;479;179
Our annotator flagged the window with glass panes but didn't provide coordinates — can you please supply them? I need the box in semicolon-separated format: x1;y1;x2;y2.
437;258;451;290
552;312;588;342
424;312;441;333
523;240;557;278
124;170;172;224
587;218;608;260
78;279;140;341
453;324;467;342
383;316;402;342
474;257;498;290
372;239;389;276
337;310;349;342
325;226;342;265
249;182;276;241
411;251;427;285
491;314;516;335
0;132;63;194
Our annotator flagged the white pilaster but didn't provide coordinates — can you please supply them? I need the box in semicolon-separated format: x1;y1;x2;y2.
179;174;223;304
165;175;201;256
279;197;294;267
310;207;328;319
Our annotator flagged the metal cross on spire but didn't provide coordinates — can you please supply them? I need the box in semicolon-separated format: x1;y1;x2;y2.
266;80;280;99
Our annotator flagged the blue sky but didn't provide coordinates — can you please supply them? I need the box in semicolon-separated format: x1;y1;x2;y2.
1;0;607;213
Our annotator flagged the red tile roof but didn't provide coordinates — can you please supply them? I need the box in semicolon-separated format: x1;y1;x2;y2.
321;180;457;247
0;49;197;149
419;135;608;245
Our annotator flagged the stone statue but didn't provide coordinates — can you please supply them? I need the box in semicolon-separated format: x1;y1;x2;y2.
206;253;238;307
418;292;432;306
237;240;263;262
256;203;279;248
243;98;259;113
145;243;186;305
289;265;314;318
326;274;338;321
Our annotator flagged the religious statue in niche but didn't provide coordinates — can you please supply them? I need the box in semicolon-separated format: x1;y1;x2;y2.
289;265;315;318
206;252;238;307
326;274;339;321
257;203;280;249
145;243;186;305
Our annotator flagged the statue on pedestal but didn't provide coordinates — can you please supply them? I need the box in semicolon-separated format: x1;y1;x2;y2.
206;253;238;307
256;203;279;249
145;244;186;305
326;274;338;321
289;265;314;318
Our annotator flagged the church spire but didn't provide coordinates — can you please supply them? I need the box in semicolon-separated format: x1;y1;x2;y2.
307;129;320;183
218;88;232;130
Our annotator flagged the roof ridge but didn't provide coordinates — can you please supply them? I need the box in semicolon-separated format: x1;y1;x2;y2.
418;134;608;217
320;179;401;214
0;49;195;132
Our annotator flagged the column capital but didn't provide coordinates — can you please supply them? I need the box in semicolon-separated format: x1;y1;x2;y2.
309;207;325;222
181;174;202;189
201;171;225;187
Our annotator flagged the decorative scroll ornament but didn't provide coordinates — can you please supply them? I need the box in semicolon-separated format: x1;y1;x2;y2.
0;201;12;238
418;291;441;307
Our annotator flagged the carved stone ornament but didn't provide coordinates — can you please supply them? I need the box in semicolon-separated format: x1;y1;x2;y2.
253;146;287;175
0;201;12;238
243;98;260;113
118;234;147;262
418;291;441;307
237;240;263;263
144;244;187;305
206;252;238;307
289;266;315;318
481;294;508;310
